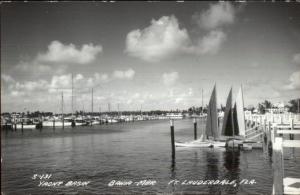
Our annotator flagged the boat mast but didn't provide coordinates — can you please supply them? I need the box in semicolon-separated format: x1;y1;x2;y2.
241;84;246;132
71;73;74;114
231;88;235;147
61;91;64;121
91;88;94;114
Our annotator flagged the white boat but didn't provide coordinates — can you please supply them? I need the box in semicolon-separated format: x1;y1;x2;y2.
175;140;212;148
175;85;258;150
108;118;118;123
166;113;184;119
16;124;36;129
75;119;88;126
42;120;72;127
91;120;100;125
175;85;219;148
221;86;260;149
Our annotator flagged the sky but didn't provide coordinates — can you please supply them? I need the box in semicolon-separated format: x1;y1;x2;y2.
1;2;300;113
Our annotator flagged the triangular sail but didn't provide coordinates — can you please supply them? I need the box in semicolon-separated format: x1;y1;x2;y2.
233;103;239;135
205;85;219;140
221;88;235;136
234;86;246;137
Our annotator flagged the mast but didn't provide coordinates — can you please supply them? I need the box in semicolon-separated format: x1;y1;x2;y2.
108;103;111;115
201;88;203;115
240;84;246;132
61;91;64;120
91;88;94;114
71;73;74;114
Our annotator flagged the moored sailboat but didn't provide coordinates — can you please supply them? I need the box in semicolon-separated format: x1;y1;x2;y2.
175;84;225;148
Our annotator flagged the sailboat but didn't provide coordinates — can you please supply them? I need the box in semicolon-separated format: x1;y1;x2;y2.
175;85;224;148
221;86;258;150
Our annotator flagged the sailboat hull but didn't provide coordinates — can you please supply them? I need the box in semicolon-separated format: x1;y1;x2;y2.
175;141;212;148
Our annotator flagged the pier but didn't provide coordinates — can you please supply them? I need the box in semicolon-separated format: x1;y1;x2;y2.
245;112;300;195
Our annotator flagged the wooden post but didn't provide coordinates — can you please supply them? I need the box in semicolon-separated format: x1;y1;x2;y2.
170;119;175;160
21;122;23;132
268;121;272;148
62;117;64;129
260;115;262;125
255;116;258;127
290;119;294;140
193;118;197;140
272;137;284;195
264;119;267;142
271;126;277;145
14;123;17;131
53;119;55;130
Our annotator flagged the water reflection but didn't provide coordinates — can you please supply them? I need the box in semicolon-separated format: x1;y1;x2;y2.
205;150;221;194
223;149;241;195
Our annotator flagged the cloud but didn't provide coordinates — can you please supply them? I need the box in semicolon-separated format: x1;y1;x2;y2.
125;2;239;62
191;30;226;55
37;40;103;65
193;2;235;30
15;80;49;92
125;15;190;62
94;73;109;82
112;68;135;80
162;72;179;86
49;74;72;90
293;53;300;64
284;71;300;90
1;74;15;83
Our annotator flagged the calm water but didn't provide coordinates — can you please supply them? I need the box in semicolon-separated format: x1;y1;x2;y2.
1;119;300;194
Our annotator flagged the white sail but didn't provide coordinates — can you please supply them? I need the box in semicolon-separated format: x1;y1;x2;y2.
234;86;246;137
205;84;219;140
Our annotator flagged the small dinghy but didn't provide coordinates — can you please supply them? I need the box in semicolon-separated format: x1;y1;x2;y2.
175;140;213;148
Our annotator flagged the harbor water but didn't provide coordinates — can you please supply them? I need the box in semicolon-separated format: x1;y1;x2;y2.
1;119;300;194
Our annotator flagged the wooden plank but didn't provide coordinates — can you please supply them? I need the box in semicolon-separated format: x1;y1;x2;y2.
276;130;300;134
284;177;300;195
247;132;263;140
283;140;300;148
272;137;284;195
246;130;261;137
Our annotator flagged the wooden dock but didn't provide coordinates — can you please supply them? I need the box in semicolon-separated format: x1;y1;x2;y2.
245;112;300;195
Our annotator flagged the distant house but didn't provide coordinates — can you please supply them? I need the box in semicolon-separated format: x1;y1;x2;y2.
265;102;288;114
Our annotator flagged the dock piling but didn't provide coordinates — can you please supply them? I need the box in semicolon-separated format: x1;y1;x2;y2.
290;119;294;140
193;118;197;140
272;137;284;195
170;119;175;160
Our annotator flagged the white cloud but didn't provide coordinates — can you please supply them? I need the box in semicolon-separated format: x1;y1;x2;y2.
125;15;190;62
284;71;300;90
113;68;135;80
49;74;72;92
293;53;300;64
15;80;48;92
162;72;179;86
193;2;235;30
37;40;103;65
125;3;239;62
191;30;226;55
1;74;15;83
94;73;109;82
